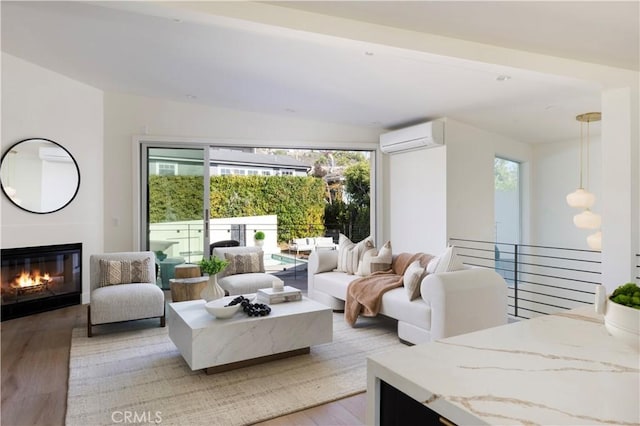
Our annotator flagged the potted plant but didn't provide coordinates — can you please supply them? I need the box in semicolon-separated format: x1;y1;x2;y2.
197;257;229;302
254;230;265;247
595;282;640;350
198;257;229;276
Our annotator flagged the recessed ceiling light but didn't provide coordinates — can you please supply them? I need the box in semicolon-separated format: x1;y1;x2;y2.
496;75;511;82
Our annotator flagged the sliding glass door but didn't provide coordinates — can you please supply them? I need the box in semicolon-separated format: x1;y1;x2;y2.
139;143;376;288
141;146;210;287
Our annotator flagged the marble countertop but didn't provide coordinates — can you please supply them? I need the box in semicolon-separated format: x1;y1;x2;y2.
367;306;639;425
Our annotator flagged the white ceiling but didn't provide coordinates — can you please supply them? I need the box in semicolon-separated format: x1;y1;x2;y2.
2;1;638;144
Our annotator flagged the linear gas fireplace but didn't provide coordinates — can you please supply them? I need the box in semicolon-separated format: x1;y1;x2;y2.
1;243;82;321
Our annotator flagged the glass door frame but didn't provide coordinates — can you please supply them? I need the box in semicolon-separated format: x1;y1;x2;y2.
137;141;211;257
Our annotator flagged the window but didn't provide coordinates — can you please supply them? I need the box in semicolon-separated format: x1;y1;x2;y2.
280;170;293;176
220;168;232;176
494;157;520;244
247;170;259;176
261;170;272;176
494;157;520;285
157;163;177;176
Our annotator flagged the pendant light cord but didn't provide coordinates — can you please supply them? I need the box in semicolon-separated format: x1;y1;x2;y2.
586;119;590;192
579;121;584;189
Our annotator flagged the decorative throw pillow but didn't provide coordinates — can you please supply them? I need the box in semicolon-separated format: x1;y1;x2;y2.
357;240;392;276
356;248;378;276
336;234;373;275
99;258;150;287
371;240;392;271
404;260;426;301
432;246;464;274
224;252;264;275
345;245;361;275
426;256;439;274
336;233;356;273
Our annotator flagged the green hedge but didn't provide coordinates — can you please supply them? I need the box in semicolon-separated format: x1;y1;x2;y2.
149;175;326;242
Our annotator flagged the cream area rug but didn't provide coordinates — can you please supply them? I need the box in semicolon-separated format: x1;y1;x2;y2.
66;312;402;426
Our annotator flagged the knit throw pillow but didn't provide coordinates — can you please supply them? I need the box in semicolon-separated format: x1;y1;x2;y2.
224;252;265;275
99;258;150;287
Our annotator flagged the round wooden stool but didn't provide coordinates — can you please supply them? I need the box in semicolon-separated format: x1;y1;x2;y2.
174;263;201;279
170;277;208;302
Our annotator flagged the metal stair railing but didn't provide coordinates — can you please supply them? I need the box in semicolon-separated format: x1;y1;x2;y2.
449;238;602;320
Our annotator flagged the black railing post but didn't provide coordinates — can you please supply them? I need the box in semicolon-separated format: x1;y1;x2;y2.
513;243;519;318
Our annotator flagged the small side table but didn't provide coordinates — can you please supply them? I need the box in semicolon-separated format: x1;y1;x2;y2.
170;277;208;302
174;264;201;279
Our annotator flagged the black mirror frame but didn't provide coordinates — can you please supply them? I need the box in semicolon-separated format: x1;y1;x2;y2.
0;138;81;214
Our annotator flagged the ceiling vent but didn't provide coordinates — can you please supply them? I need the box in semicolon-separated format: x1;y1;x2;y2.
379;120;444;154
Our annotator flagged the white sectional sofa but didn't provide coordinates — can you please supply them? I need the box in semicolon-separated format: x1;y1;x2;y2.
308;249;508;344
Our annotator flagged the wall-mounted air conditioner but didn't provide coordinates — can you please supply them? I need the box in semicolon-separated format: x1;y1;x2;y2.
39;146;72;163
379;120;444;154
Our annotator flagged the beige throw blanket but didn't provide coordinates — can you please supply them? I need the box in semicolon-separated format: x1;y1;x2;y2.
345;252;431;326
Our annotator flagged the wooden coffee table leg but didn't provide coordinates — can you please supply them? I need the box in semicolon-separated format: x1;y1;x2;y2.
205;347;310;374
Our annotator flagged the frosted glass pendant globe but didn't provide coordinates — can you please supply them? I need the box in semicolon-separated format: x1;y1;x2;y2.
566;188;595;209
587;231;602;250
573;210;601;229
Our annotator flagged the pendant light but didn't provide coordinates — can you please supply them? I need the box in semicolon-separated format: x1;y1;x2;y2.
566;113;600;208
587;231;602;250
566;112;602;250
573;210;601;229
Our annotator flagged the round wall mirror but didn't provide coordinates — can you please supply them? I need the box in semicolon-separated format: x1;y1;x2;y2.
0;138;80;214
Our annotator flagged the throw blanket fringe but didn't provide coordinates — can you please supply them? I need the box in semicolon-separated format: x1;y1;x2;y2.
345;252;431;326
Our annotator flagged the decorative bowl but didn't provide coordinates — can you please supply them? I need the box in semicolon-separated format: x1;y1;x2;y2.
205;299;240;319
595;286;640;351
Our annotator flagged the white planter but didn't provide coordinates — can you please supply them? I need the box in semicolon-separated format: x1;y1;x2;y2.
595;286;640;351
200;274;225;302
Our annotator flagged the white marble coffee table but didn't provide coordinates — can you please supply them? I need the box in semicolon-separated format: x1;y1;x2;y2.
168;295;333;373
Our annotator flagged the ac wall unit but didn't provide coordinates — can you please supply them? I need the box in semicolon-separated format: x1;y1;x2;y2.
379;120;444;154
39;146;72;163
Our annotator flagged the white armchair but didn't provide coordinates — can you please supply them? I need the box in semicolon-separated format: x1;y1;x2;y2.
88;251;165;337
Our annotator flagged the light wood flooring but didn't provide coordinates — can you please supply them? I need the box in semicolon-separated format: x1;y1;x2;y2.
1;303;366;426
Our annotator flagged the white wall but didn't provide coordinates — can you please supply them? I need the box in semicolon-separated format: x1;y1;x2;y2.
445;120;496;244
446;119;533;246
1;53;104;303
103;92;379;252
531;137;602;250
601;87;639;291
387;118;532;255
388;145;447;254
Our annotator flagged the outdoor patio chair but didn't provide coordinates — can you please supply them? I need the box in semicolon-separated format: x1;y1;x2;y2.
209;239;240;255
